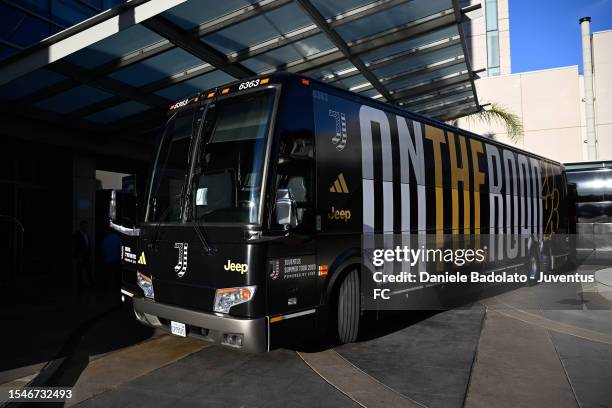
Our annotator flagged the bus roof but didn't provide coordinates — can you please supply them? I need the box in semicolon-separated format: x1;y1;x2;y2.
169;72;563;168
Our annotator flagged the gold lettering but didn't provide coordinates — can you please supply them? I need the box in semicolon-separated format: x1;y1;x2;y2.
470;140;486;234
448;133;470;234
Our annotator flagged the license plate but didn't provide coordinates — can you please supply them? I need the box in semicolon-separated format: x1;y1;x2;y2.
170;321;186;337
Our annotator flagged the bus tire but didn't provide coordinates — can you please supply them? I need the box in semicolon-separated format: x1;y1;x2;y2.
337;269;360;343
527;251;540;286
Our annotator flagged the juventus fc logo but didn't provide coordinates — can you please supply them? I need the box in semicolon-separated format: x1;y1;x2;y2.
328;109;347;151
174;242;188;277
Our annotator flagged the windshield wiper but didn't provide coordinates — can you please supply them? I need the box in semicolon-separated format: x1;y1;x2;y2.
148;112;180;249
183;100;216;255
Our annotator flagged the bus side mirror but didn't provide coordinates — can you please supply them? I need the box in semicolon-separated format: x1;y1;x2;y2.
109;189;141;236
275;189;298;229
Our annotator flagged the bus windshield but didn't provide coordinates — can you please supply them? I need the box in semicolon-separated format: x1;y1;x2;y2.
147;89;276;224
147;107;195;223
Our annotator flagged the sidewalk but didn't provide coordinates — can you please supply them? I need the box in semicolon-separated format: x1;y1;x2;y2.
0;288;120;386
595;268;612;302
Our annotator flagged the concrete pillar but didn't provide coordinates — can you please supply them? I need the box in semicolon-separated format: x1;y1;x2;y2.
580;17;597;160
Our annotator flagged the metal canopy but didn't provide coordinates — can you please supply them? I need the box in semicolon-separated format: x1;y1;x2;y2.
0;0;480;136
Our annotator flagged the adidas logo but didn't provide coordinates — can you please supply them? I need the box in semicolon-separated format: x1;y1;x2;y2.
138;252;147;265
329;173;349;193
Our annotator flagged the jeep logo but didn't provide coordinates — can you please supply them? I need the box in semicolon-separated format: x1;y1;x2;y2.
328;206;352;222
224;259;249;274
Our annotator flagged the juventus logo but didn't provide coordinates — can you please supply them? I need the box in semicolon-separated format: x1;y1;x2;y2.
174;242;188;277
329;109;347;151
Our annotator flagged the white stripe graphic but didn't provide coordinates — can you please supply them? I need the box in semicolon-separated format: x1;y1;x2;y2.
383;181;394;232
417;184;426;232
363;179;375;233
401;183;410;232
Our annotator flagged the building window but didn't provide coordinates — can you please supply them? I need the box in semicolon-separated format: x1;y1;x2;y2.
485;0;501;76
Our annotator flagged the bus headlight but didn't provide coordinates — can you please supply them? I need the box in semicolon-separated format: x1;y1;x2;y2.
137;272;155;299
213;286;256;313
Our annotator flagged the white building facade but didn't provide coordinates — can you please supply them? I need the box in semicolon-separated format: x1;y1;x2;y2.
456;0;612;163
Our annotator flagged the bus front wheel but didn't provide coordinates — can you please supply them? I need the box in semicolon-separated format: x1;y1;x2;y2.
527;251;540;286
337;269;360;343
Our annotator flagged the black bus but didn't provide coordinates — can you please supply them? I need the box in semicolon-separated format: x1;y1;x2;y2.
565;161;612;255
114;73;572;352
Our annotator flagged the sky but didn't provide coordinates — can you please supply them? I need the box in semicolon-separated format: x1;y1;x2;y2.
510;0;612;74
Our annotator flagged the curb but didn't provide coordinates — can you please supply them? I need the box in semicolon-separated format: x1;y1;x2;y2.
594;268;612;303
1;305;120;408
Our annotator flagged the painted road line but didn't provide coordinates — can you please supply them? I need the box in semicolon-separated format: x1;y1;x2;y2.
297;349;426;408
67;335;208;407
482;298;612;345
464;310;579;408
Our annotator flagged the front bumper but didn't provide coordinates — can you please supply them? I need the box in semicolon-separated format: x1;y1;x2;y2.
132;296;268;352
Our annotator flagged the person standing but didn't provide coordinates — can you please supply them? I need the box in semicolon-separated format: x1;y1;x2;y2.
73;220;93;291
100;229;122;289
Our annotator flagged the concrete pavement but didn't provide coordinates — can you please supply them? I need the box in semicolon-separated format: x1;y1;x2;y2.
595;268;612;302
4;266;612;408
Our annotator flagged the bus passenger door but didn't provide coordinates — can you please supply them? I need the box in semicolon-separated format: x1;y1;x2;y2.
267;131;318;346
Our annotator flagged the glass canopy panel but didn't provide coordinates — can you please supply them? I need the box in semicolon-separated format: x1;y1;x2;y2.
0;7;57;49
85;100;149;123
399;83;473;106
240;33;334;72
201;3;313;55
359;88;382;98
161;0;257;30
308;61;357;80
0;68;67;100
66;25;165;69
331;74;369;90
372;44;464;78
411;91;474;112
361;25;459;63
429;102;477;119
385;64;468;92
155;70;236;100
309;0;374;18
336;0;453;43
33;85;114;114
0;45;17;61
109;48;203;87
50;0;97;26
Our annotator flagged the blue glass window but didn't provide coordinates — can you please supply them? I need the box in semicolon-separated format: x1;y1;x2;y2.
485;0;500;76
